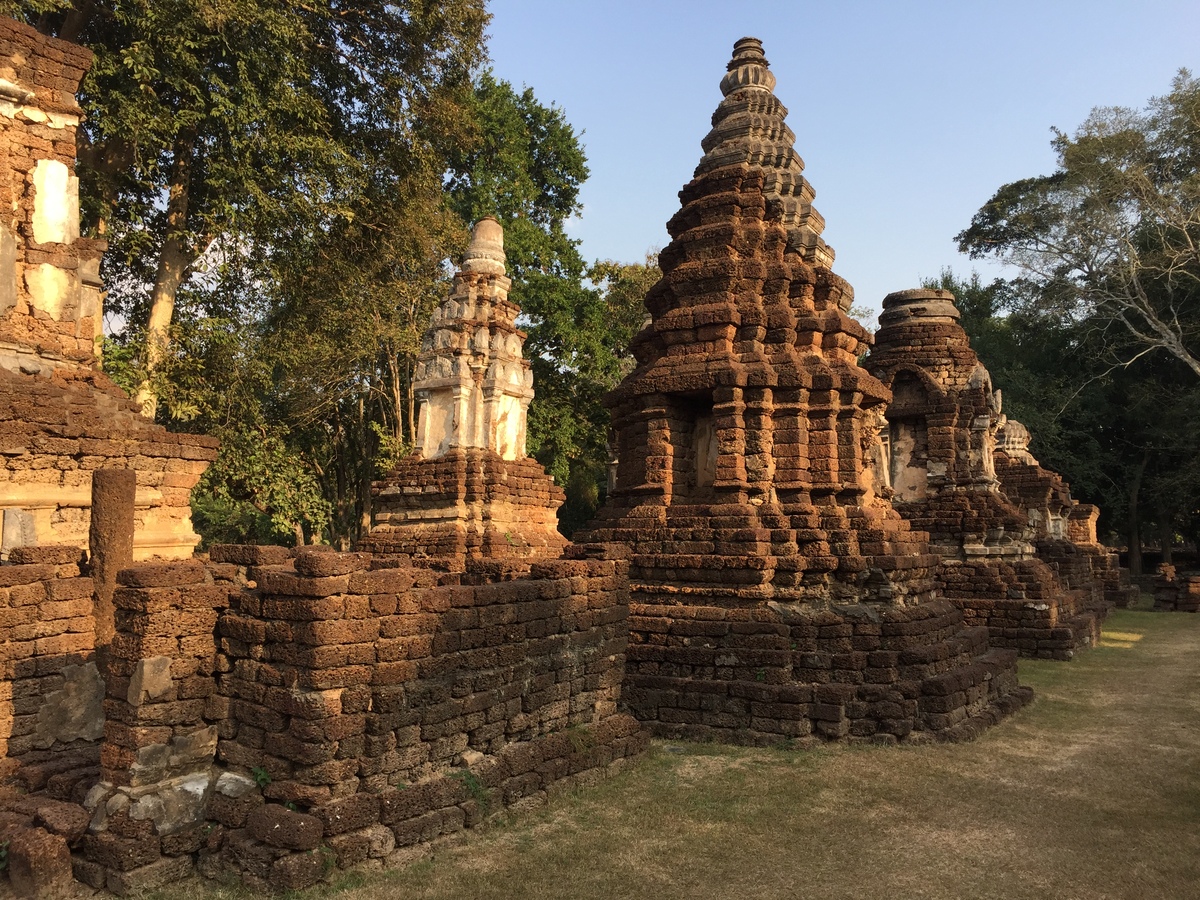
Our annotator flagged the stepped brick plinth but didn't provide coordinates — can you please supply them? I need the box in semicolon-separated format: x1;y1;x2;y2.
577;38;1030;743
867;288;1116;656
361;218;566;566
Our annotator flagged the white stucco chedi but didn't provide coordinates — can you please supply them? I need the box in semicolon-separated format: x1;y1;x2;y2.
414;217;534;462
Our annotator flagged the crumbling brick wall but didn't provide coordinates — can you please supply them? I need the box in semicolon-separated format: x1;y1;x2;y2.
0;544;100;762
68;547;645;894
937;558;1100;660
996;453;1140;609
0;16;104;376
0;366;219;559
0;543;102;895
1153;565;1200;612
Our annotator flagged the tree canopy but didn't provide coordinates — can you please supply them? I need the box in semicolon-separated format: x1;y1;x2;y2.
954;72;1200;569
10;0;489;415
957;70;1200;379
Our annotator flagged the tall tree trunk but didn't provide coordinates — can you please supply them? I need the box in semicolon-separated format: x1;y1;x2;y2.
405;355;416;445
386;348;404;443
1159;512;1174;566
333;412;349;547
136;131;198;418
1127;451;1149;576
57;1;96;42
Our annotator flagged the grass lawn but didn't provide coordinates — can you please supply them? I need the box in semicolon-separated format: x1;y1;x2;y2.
154;603;1200;900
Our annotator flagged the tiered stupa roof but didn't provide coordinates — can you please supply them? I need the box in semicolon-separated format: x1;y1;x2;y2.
698;37;835;271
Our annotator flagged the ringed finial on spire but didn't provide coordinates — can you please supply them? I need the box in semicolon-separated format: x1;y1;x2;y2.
698;38;835;269
720;36;776;97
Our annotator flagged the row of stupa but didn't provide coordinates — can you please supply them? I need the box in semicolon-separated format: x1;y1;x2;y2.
366;38;1134;743
0;24;1132;750
0;26;1141;896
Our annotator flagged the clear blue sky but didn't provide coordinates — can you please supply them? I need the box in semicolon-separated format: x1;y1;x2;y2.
486;0;1200;320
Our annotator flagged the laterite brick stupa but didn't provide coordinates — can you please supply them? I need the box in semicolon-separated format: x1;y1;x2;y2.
994;418;1139;610
866;288;1115;657
578;38;1031;743
362;218;567;566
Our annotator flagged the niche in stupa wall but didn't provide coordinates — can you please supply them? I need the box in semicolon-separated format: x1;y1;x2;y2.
489;392;524;460
886;374;936;501
1047;513;1067;539
667;396;718;501
416;388;456;458
889;417;928;502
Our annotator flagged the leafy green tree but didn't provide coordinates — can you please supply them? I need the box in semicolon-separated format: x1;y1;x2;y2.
547;255;658;534
955;72;1200;569
927;269;1200;572
957;70;1200;379
13;0;488;415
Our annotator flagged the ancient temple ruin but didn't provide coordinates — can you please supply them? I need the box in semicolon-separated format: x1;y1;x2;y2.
362;218;567;566
993;416;1140;610
0;44;637;890
577;38;1031;744
0;17;216;562
0;24;1148;899
865;288;1126;658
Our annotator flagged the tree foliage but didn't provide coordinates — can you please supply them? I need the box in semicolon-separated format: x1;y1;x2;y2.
958;71;1200;379
11;0;488;414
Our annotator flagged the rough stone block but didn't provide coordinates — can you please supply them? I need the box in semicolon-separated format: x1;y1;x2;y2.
209;544;292;566
116;561;207;588
271;849;328;891
105;854;193;896
247;803;324;850
82;830;161;871
33;799;90;843
295;548;371;577
7;826;73;896
313;792;380;836
8;544;85;565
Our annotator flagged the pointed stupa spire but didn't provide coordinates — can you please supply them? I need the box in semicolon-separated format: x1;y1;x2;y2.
697;37;834;268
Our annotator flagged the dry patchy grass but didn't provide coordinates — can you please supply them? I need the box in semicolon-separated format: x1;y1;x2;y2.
155;607;1200;900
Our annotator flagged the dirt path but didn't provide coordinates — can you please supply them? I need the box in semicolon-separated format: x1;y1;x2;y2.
171;607;1200;900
